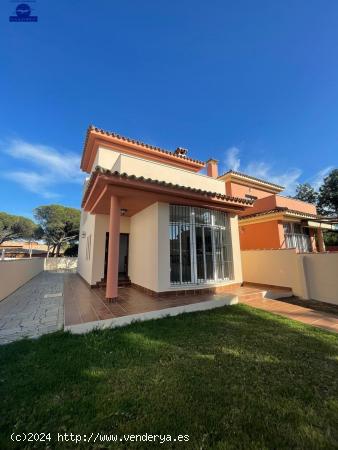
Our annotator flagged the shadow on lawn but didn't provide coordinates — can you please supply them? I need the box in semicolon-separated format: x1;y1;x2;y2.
1;305;338;449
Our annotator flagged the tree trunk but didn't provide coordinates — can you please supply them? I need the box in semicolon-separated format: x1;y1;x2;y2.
56;242;62;257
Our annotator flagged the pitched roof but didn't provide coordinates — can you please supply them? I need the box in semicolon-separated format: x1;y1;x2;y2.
82;166;254;208
219;170;285;190
82;125;205;168
239;207;321;221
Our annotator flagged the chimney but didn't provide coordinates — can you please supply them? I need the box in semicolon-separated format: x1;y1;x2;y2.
174;147;188;157
206;159;218;178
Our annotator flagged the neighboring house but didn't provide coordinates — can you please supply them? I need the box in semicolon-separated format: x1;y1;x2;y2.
0;241;48;258
219;170;336;253
78;126;253;300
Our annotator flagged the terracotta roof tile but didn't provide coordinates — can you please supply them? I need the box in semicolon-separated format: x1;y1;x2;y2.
82;166;254;208
83;125;205;166
239;207;321;221
219;170;285;190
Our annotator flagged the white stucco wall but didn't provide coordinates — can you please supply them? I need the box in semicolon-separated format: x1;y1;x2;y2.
45;257;77;271
92;147;121;172
302;253;338;304
119;154;225;193
129;203;159;291
157;203;171;291
0;258;44;301
77;209;130;285
128;202;171;292
91;214;109;285
241;249;338;303
241;249;302;293
77;210;95;284
230;214;243;285
91;148;225;194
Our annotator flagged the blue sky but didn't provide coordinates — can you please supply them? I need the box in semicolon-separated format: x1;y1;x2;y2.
0;0;337;219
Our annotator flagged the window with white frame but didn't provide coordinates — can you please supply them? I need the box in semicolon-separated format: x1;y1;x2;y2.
169;205;234;285
283;222;311;252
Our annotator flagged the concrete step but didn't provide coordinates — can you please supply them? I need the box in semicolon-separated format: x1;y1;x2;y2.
95;278;131;288
242;283;293;300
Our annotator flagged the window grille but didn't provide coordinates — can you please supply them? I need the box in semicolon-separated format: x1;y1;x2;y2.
169;205;234;285
283;223;311;252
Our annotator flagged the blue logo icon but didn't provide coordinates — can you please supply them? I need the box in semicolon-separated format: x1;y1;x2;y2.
16;3;31;17
9;1;38;22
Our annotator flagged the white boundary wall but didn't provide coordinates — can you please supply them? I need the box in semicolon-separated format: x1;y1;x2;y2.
0;258;44;301
241;249;338;305
44;257;77;271
301;253;338;304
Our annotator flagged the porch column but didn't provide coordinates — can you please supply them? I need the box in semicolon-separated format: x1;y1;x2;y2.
106;195;120;300
278;222;286;248
317;228;326;253
309;228;317;252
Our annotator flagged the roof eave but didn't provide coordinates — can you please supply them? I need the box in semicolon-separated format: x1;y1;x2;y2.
82;168;254;213
239;208;321;224
218;172;284;193
81;126;205;173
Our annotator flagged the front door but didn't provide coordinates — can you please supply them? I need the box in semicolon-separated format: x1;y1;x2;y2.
118;234;129;276
104;233;129;279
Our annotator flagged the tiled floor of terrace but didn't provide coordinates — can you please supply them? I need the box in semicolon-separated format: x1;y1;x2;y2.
1;272;337;344
63;274;269;333
239;294;338;334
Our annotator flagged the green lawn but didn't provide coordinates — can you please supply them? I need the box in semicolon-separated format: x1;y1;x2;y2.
1;305;338;450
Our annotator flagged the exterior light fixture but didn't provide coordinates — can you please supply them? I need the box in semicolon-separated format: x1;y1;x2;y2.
120;208;128;216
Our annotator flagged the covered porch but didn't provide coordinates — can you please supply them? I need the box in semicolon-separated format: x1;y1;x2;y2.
80;167;252;301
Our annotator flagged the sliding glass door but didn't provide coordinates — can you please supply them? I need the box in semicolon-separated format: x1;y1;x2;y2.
169;205;234;285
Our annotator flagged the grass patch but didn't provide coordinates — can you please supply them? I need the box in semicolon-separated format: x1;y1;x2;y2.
1;305;338;449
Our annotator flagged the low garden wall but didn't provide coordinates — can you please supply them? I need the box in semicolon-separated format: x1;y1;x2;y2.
44;257;77;271
241;249;338;305
0;258;44;301
302;253;338;305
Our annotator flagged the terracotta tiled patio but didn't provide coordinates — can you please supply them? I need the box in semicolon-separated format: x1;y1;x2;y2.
63;274;267;332
239;295;338;334
63;273;338;335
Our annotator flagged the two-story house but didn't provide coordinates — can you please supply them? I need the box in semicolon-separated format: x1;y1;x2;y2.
77;126;253;300
219;170;330;253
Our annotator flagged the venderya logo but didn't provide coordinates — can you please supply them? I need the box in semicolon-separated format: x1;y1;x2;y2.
16;3;31;17
9;1;38;22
